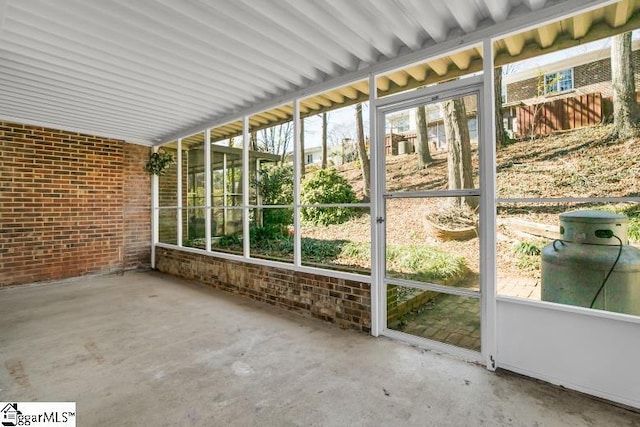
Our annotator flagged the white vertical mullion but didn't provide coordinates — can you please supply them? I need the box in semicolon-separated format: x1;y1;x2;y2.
242;116;250;258
369;72;381;337
293;99;302;267
177;138;183;247
481;38;498;371
204;128;212;252
223;153;228;231
151;146;159;269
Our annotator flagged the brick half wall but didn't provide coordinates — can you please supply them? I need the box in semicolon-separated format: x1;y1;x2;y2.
0;121;151;286
155;247;371;333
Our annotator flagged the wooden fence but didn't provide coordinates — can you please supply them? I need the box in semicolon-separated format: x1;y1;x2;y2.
515;93;603;138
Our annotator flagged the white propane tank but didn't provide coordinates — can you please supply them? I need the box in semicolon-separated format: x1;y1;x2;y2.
541;210;640;315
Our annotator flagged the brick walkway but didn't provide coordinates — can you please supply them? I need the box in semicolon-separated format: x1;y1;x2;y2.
387;279;541;352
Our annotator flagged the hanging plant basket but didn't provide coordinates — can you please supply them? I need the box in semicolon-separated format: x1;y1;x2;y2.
144;150;175;176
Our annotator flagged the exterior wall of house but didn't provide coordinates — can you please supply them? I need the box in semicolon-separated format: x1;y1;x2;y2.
506;49;640;104
0;121;151;287
155;246;372;333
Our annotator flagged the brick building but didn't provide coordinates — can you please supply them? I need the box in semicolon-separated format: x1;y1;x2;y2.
503;38;640;137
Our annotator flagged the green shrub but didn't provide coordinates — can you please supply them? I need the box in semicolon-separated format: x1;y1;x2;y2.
253;163;294;229
255;163;293;206
386;244;468;284
301;168;359;226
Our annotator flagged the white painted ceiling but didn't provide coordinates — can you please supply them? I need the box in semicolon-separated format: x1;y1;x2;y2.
0;0;633;145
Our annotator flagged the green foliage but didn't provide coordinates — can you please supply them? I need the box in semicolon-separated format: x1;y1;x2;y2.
255;164;293;206
512;240;545;272
301;168;359;226
386;244;468;284
144;150;175;175
254;164;294;231
593;203;640;242
513;241;542;256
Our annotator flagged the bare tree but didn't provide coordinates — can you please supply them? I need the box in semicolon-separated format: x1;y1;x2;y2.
355;103;370;199
415;106;433;168
611;31;639;139
257;122;293;163
442;98;477;209
321;112;328;169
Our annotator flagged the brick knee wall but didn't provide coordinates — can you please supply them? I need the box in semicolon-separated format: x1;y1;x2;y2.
155;247;371;333
0;121;151;286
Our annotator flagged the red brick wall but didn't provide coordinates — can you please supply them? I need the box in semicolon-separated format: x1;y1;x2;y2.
155;247;371;333
0;121;151;286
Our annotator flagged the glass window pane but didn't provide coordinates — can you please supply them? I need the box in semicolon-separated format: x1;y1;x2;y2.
210;207;243;256
301;207;370;273
497;201;640;316
249;105;294;206
384;94;480;193
386;197;480;292
249;207;293;263
210;121;244;208
158;208;177;245
158;143;178;207
182;132;205;208
387;286;481;352
300;83;370;201
183;208;205;249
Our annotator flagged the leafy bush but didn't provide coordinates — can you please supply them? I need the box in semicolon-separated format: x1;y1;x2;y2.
301;168;359;226
253;164;294;232
255;164;293;206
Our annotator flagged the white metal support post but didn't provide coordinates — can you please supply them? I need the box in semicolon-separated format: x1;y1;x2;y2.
177;138;183;247
151;146;159;269
242;116;250;258
481;38;498;371
369;72;381;337
293;100;302;267
204;128;212;252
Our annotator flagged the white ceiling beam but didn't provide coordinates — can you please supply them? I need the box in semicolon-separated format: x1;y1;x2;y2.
203;1;346;75
0;96;167;139
324;0;397;58
482;0;512;22
65;0;303;91
522;0;548;10
0;73;182;121
0;113;153;146
285;0;378;66
153;0;324;81
110;0;310;86
405;0;449;42
3;15;266;103
445;1;481;32
0;54;221;114
236;0;355;72
369;0;425;50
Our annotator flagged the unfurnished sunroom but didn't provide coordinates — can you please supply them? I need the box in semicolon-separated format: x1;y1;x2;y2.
1;0;639;420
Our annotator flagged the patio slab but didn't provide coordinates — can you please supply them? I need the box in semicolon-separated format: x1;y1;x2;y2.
1;271;638;426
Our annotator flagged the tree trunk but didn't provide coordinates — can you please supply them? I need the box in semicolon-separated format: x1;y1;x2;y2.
355;103;370;199
442;98;477;209
494;66;507;147
321;112;328;169
611;31;639;139
249;131;257;150
415;106;433;168
299;119;305;177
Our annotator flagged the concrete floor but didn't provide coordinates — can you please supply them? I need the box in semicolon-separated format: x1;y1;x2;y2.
1;272;639;426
